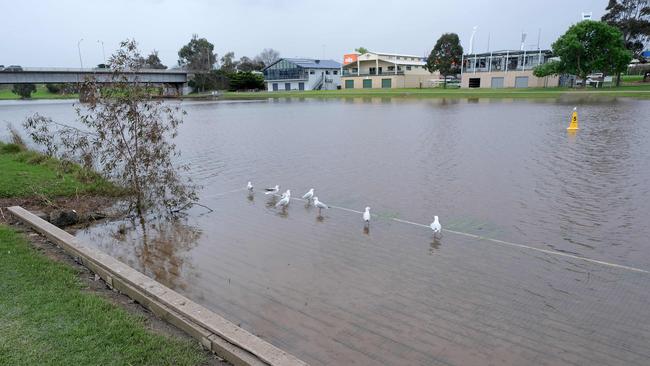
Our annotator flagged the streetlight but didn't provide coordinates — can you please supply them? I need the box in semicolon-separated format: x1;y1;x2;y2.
97;40;106;64
77;38;84;69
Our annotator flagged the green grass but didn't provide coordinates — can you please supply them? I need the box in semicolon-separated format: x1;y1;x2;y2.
216;84;650;100
0;85;78;100
621;74;645;83
0;225;207;365
0;142;119;198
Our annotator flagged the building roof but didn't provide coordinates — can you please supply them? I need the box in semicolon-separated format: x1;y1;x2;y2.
463;49;553;57
265;58;341;70
372;51;423;58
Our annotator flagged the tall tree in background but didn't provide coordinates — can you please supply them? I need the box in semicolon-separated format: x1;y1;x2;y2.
602;0;650;84
237;56;265;72
534;20;632;87
177;34;217;71
255;48;280;67
355;46;369;54
425;33;463;88
220;52;238;73
144;50;167;69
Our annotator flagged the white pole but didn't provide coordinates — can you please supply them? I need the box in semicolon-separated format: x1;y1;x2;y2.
489;51;492;72
522;50;527;71
97;40;105;64
473;53;477;74
505;50;509;74
460;54;464;78
469;26;478;54
357;57;360;76
77;38;84;69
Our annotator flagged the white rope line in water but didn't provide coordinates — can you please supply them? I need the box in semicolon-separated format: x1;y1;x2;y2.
213;188;650;275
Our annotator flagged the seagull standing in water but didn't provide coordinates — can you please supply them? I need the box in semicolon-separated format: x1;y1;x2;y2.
247;181;254;192
313;197;329;214
302;188;314;202
363;207;371;226
430;216;441;235
276;190;291;208
265;185;279;195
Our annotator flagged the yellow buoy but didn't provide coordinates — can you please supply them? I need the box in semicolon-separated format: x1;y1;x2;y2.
567;107;579;130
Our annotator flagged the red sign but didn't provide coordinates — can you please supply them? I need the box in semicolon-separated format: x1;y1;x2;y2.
343;53;359;65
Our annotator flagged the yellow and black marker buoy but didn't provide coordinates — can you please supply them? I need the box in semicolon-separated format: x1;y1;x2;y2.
567;107;579;130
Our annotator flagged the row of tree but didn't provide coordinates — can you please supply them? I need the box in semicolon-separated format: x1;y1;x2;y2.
421;0;649;88
176;34;280;91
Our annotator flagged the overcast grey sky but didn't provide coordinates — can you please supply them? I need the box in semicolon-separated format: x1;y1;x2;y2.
1;0;607;68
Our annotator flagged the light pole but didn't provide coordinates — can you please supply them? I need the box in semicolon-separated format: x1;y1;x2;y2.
97;40;106;64
468;26;478;54
77;38;84;69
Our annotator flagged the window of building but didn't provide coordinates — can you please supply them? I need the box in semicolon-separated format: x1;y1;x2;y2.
326;70;330;75
406;66;412;71
363;79;372;88
388;66;395;71
272;83;278;91
333;70;338;75
352;68;358;73
310;70;315;74
345;79;354;89
285;83;291;91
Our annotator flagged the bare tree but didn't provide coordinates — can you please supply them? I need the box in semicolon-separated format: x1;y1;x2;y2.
24;39;199;220
255;48;280;67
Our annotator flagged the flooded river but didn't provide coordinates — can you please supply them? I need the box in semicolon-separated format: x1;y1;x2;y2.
2;97;650;365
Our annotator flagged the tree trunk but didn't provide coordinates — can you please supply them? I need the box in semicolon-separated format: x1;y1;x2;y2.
616;71;622;87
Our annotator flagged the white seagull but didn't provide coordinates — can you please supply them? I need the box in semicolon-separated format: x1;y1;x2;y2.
363;207;371;224
265;185;279;195
276;190;291;208
247;181;253;192
430;216;442;234
313;197;329;214
302;188;314;201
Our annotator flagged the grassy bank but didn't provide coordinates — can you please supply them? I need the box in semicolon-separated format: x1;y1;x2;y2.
0;225;207;365
216;84;650;100
0;142;118;198
0;85;78;100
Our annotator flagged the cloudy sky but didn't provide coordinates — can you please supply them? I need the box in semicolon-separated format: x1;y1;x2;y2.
2;0;607;68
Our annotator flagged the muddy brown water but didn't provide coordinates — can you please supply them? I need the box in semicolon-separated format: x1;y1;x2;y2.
2;98;650;365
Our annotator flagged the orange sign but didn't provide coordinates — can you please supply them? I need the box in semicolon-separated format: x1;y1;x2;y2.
343;53;358;65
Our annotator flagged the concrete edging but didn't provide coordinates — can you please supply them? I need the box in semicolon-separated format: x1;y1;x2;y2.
8;206;308;366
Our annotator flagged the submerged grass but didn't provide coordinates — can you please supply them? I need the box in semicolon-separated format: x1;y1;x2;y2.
0;142;120;198
217;84;650;100
0;225;207;365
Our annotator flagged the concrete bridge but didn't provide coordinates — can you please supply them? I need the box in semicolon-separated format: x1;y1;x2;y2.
0;68;189;98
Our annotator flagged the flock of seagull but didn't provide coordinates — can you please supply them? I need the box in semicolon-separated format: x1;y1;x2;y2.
246;181;442;235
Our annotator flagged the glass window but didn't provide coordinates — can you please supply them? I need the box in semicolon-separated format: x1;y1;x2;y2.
388;66;395;71
406;66;412;71
352;68;358;73
333;70;338;75
326;70;330;75
363;79;372;88
310;70;315;74
345;79;354;89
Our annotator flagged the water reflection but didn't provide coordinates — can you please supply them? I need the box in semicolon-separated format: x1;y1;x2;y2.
89;217;201;291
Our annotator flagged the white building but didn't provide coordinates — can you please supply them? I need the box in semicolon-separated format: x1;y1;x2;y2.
340;51;437;89
262;58;342;91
